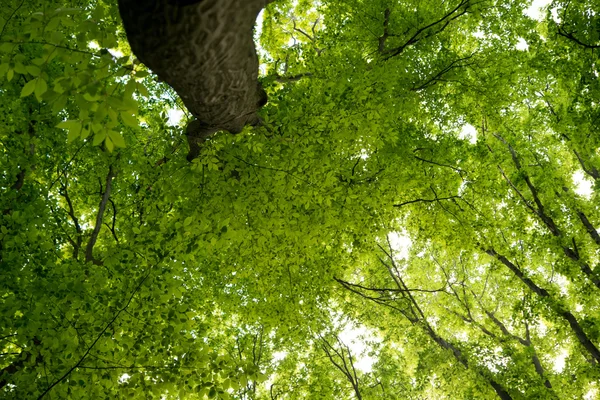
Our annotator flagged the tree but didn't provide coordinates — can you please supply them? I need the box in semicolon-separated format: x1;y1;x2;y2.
1;0;599;398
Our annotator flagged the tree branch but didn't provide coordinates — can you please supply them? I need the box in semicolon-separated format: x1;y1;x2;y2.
378;8;391;53
411;54;476;91
393;195;460;208
485;248;600;363
60;183;83;258
319;335;363;400
334;277;445;294
557;24;600;49
413;154;465;174
573;149;599;180
383;0;474;60
494;135;600;288
577;211;600;246
85;166;116;264
273;72;312;83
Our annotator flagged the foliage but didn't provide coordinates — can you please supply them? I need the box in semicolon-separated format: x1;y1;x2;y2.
1;0;600;398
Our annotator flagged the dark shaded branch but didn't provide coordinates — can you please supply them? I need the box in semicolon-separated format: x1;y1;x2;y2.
411;54;476;91
104;198;119;244
85;166;116;263
557;24;600;49
485;249;600;363
0;0;26;39
494;134;561;236
378;8;391;53
60;183;83;258
573;149;599;180
10;170;25;191
495;135;600;288
48;142;88;192
383;0;473;60
273;72;312;83
482;303;554;387
335;278;408;315
0;40;105;57
578;211;600;246
334;277;445;294
523;318;552;389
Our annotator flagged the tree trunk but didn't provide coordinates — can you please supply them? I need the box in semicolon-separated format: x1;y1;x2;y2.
117;0;271;159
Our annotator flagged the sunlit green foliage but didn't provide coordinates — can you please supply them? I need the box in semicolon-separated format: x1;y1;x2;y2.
1;0;599;398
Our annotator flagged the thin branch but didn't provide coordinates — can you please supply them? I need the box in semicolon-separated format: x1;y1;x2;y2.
60;183;83;258
495;136;600;287
383;0;474;60
334;277;445;294
37;268;153;399
273;72;312;83
0;40;104;57
48;142;88;191
413;154;465;174
0;0;25;39
494;134;561;236
411;54;476;91
319;335;363;400
394;195;460;208
292;20;314;41
106;198;119;244
85;166;116;263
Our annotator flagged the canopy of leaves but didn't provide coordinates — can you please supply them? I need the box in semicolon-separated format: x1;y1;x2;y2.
1;0;599;399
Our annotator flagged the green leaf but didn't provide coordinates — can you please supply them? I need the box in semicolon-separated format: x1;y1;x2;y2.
21;79;37;98
120;112;138;128
26;65;41;76
57;120;83;143
107;130;126;148
0;63;9;78
52;94;68;114
105;136;114;152
14;63;26;75
124;79;136;99
92;130;106;146
35;78;48;101
136;82;149;97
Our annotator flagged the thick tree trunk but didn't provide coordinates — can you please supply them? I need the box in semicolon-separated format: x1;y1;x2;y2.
117;0;271;159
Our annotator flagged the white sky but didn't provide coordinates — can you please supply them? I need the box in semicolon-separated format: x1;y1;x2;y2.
339;324;380;372
573;170;594;198
524;0;553;20
459;123;478;144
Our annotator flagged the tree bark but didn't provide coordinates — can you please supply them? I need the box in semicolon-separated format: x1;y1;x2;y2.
117;0;271;159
